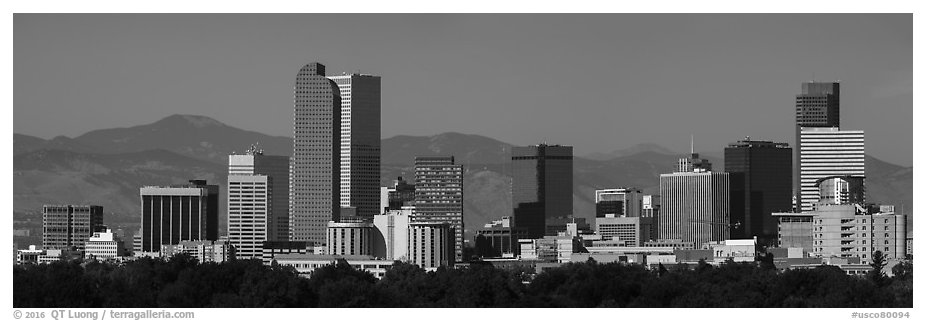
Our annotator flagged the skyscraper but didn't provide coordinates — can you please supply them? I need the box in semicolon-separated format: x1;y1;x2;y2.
797;128;865;211
724;138;792;244
42;205;104;251
228;145;290;259
658;153;730;246
139;180;218;252
794;81;847;212
290;62;341;244
328;73;381;218
414;156;464;262
512;144;573;239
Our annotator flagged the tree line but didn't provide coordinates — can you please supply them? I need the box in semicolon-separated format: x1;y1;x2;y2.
13;253;912;308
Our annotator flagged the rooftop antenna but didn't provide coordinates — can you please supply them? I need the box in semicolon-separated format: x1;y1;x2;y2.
690;134;694;154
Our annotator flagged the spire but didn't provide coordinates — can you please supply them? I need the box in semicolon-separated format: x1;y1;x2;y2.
690;134;694;155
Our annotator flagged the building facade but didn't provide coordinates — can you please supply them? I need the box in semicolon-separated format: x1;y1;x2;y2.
809;204;906;264
795;82;840;128
594;188;643;218
42;205;104;251
381;176;415;213
160;239;232;263
326;220;373;256
475;216;528;258
658;153;730;246
595;216;655;247
408;222;454;269
139;180;219;252
773;212;815;250
372;208;412;261
228;148;290;260
290;62;341;244
413;156;464;262
85;229;124;260
273;254;395;279
797;128;865;212
328;73;382;218
512;144;573;239
724;138;792;244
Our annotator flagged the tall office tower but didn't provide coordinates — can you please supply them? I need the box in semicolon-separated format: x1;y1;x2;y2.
42;205;104;251
228;146;290;259
290;62;341;244
797;128;865;212
328;73;382;218
512;144;573;239
794;82;841;211
408;222;455;268
414;156;464;262
659;153;730;246
595;188;643;218
724;138;792;244
139;180;219;252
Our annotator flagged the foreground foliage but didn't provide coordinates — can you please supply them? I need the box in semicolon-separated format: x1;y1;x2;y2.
13;255;913;308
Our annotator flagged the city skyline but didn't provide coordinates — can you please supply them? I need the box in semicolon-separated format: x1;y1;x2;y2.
13;13;913;166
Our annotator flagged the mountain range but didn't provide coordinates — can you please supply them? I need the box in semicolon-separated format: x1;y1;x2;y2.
13;114;913;240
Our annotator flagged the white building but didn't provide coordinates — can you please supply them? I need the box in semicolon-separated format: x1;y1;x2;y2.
228;145;290;260
372;208;411;261
658;153;730;245
85;229;124;260
797;127;865;212
273;254;394;279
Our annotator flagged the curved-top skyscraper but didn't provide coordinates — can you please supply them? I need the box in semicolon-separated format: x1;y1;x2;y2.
289;62;341;244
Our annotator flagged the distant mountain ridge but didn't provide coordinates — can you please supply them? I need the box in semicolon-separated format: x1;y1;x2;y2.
13;114;913;235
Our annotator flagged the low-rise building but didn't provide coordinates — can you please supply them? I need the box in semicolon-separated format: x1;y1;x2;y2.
261;241;312;265
272;254;395;279
161;239;232;263
85;229;125;260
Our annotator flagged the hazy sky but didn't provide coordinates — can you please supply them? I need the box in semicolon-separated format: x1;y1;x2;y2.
14;13;912;166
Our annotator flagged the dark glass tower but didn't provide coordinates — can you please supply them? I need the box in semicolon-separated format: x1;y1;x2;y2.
725;138;792;245
512;144;573;239
139;180;219;252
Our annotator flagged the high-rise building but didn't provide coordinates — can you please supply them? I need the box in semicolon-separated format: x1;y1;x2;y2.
414;156;464;262
328;73;381;218
797;128;865;211
512;144;573;239
42;205;104;251
290;62;341;244
594;188;643;218
228;147;290;260
658;153;730;246
139;180;219;252
408;222;454;268
817;176;865;206
724;138;792;244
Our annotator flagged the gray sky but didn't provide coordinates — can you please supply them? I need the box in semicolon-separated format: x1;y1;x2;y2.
14;13;912;166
